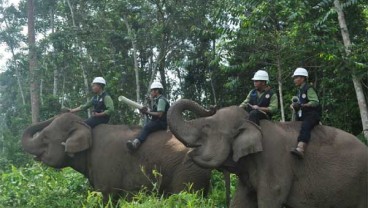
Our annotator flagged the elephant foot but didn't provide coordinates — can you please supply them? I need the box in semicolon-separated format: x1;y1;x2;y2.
127;138;141;152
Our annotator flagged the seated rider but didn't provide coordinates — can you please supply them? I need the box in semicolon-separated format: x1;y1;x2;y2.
70;77;114;128
239;70;278;125
290;68;321;159
127;82;170;151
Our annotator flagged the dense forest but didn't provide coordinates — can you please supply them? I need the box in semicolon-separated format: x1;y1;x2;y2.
0;0;367;207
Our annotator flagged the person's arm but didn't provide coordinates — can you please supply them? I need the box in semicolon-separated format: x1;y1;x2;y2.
70;99;93;113
94;95;114;117
267;93;278;114
239;92;251;108
143;98;166;118
302;88;319;107
252;93;278;113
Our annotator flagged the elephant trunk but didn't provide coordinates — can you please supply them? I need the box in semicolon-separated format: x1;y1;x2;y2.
22;117;55;155
167;99;216;146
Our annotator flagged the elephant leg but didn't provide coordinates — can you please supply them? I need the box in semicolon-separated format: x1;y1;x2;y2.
256;180;289;208
230;182;257;208
255;165;292;208
358;197;367;208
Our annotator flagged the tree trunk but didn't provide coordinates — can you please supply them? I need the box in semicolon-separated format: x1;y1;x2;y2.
10;47;26;105
276;56;285;122
210;39;217;105
158;37;168;94
61;72;66;107
3;18;26;105
53;68;58;96
122;15;140;102
334;0;368;140
66;0;90;117
28;0;40;123
40;78;44;105
51;7;58;97
146;48;158;97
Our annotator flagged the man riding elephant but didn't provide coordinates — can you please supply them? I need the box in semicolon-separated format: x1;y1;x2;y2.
127;82;170;151
70;77;114;128
290;67;322;159
239;70;278;125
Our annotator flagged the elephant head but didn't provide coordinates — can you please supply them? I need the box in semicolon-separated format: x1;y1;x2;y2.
22;113;92;168
167;99;263;169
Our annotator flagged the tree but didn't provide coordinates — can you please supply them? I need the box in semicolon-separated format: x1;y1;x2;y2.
333;0;368;140
0;4;26;105
27;0;40;123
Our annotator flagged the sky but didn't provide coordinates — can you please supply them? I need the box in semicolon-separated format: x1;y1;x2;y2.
0;0;21;72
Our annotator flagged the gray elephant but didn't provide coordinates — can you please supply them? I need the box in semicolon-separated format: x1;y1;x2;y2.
168;99;368;208
22;113;211;200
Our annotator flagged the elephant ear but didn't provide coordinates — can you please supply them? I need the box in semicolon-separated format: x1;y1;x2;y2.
232;121;263;162
64;121;92;154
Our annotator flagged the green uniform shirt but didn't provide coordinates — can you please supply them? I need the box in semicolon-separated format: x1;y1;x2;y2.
79;92;114;116
300;83;319;107
239;90;278;114
156;98;168;112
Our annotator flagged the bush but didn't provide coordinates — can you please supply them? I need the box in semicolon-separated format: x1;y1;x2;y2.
0;163;236;208
0;163;90;208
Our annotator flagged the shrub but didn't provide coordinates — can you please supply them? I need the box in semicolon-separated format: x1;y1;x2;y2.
0;163;89;208
0;163;235;208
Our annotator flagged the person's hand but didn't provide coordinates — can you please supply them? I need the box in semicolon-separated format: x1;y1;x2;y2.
92;112;104;117
290;104;294;110
251;105;260;110
301;103;310;108
292;103;301;111
61;108;72;113
139;107;149;114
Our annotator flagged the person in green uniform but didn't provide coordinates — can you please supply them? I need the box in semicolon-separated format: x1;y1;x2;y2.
290;67;322;159
70;77;114;128
127;82;170;151
239;70;278;125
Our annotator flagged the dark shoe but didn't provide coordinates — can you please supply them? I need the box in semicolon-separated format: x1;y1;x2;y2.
127;138;141;151
291;148;304;159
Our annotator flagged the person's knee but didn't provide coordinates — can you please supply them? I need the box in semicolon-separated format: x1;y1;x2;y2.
248;110;260;124
248;110;259;119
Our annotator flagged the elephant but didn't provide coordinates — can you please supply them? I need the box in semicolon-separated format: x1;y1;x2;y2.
167;99;368;208
22;112;211;200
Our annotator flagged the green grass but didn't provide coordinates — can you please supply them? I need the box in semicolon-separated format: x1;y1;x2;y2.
0;163;236;208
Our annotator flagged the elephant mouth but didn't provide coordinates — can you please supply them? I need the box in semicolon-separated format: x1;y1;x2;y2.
34;151;46;161
185;143;201;148
189;152;222;169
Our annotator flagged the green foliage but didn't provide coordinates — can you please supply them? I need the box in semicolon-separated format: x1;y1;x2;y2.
0;163;90;208
0;163;235;208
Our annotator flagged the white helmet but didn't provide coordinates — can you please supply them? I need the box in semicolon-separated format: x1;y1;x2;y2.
293;67;308;77
92;77;106;85
252;70;269;81
150;82;163;89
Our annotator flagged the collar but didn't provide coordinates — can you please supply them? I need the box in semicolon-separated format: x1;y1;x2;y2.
154;94;162;100
96;91;105;96
256;86;270;93
299;83;307;89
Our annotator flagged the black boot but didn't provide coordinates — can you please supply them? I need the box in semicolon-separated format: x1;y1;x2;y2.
127;138;141;151
290;142;306;159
